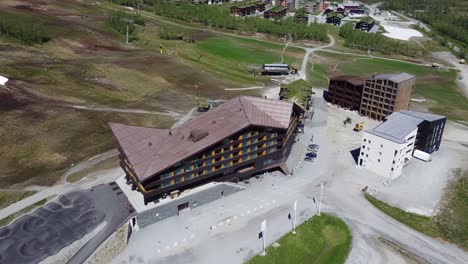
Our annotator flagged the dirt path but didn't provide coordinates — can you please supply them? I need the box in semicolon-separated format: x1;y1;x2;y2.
61;149;119;184
63;104;182;117
432;52;468;97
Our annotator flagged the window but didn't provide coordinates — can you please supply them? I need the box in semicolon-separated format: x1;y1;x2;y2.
361;152;364;156
380;144;383;148
366;154;368;157
264;159;274;166
379;152;382;155
161;173;170;179
378;159;380;163
369;140;371;144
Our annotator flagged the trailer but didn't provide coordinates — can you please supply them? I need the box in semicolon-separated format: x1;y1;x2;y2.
413;149;431;162
261;63;290;75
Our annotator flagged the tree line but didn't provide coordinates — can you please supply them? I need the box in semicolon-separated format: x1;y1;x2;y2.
146;0;328;42
0;13;51;44
339;23;421;56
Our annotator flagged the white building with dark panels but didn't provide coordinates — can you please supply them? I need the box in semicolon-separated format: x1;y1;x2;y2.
358;111;446;179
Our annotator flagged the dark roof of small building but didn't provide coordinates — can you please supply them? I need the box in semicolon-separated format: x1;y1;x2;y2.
330;75;365;86
366;111;446;143
370;73;415;83
110;96;301;181
399;110;446;122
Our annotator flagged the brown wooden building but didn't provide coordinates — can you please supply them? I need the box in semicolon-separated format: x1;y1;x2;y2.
264;6;287;19
360;73;416;121
327;75;365;111
230;2;266;16
110;96;304;204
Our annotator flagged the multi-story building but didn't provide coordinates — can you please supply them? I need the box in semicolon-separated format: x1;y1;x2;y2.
327;75;364;110
355;17;375;31
398;110;446;153
360;73;416;121
358;111;446;179
326;13;342;26
264;5;287;19
230;1;266;16
110;96;304;204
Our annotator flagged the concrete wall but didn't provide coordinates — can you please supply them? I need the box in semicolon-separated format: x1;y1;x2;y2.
135;183;243;228
359;128;417;179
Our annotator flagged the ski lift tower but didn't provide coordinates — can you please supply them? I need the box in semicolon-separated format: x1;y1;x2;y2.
121;17;134;44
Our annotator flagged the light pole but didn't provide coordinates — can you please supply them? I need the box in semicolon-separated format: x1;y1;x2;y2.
260;219;267;256
292;200;297;234
318;183;323;216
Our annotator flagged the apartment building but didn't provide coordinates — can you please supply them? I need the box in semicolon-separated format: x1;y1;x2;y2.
110;96;304;204
358;111;446;179
360;73;416;121
327;75;365;111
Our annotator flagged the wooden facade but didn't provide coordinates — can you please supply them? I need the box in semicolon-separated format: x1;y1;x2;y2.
118;106;303;204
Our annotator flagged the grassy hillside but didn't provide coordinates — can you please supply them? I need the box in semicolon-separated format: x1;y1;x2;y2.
0;0;303;188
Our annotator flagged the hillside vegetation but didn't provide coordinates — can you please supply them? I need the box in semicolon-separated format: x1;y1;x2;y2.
339;23;423;57
0;0;302;188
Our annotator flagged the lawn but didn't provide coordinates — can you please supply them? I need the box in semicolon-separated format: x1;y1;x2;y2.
0;191;35;210
247;214;352;264
311;51;468;121
365;169;468;250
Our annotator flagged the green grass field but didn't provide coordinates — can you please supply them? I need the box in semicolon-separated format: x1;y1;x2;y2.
365;169;468;250
311;51;468;121
247;214;351;264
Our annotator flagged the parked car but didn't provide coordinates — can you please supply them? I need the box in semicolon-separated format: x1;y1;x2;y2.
308;144;319;151
297;127;304;133
306;152;317;158
304;156;315;162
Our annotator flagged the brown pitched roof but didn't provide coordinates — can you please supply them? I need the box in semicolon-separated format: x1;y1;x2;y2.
330;75;365;86
110;96;297;182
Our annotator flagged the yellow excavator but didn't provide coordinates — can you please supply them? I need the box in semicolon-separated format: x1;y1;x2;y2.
353;122;364;132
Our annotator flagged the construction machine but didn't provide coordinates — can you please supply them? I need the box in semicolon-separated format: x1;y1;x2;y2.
353;122;364;132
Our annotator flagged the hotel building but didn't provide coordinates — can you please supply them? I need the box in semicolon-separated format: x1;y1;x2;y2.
110;96;304;204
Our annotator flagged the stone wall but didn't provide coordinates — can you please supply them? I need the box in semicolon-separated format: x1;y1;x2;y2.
136;183;243;228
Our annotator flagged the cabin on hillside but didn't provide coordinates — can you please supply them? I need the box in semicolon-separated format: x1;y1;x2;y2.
355;17;375;31
264;6;287;19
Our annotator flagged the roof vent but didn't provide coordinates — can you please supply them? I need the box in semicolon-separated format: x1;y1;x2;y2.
148;142;152;147
169;131;172;135
212;120;216;124
190;129;209;142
